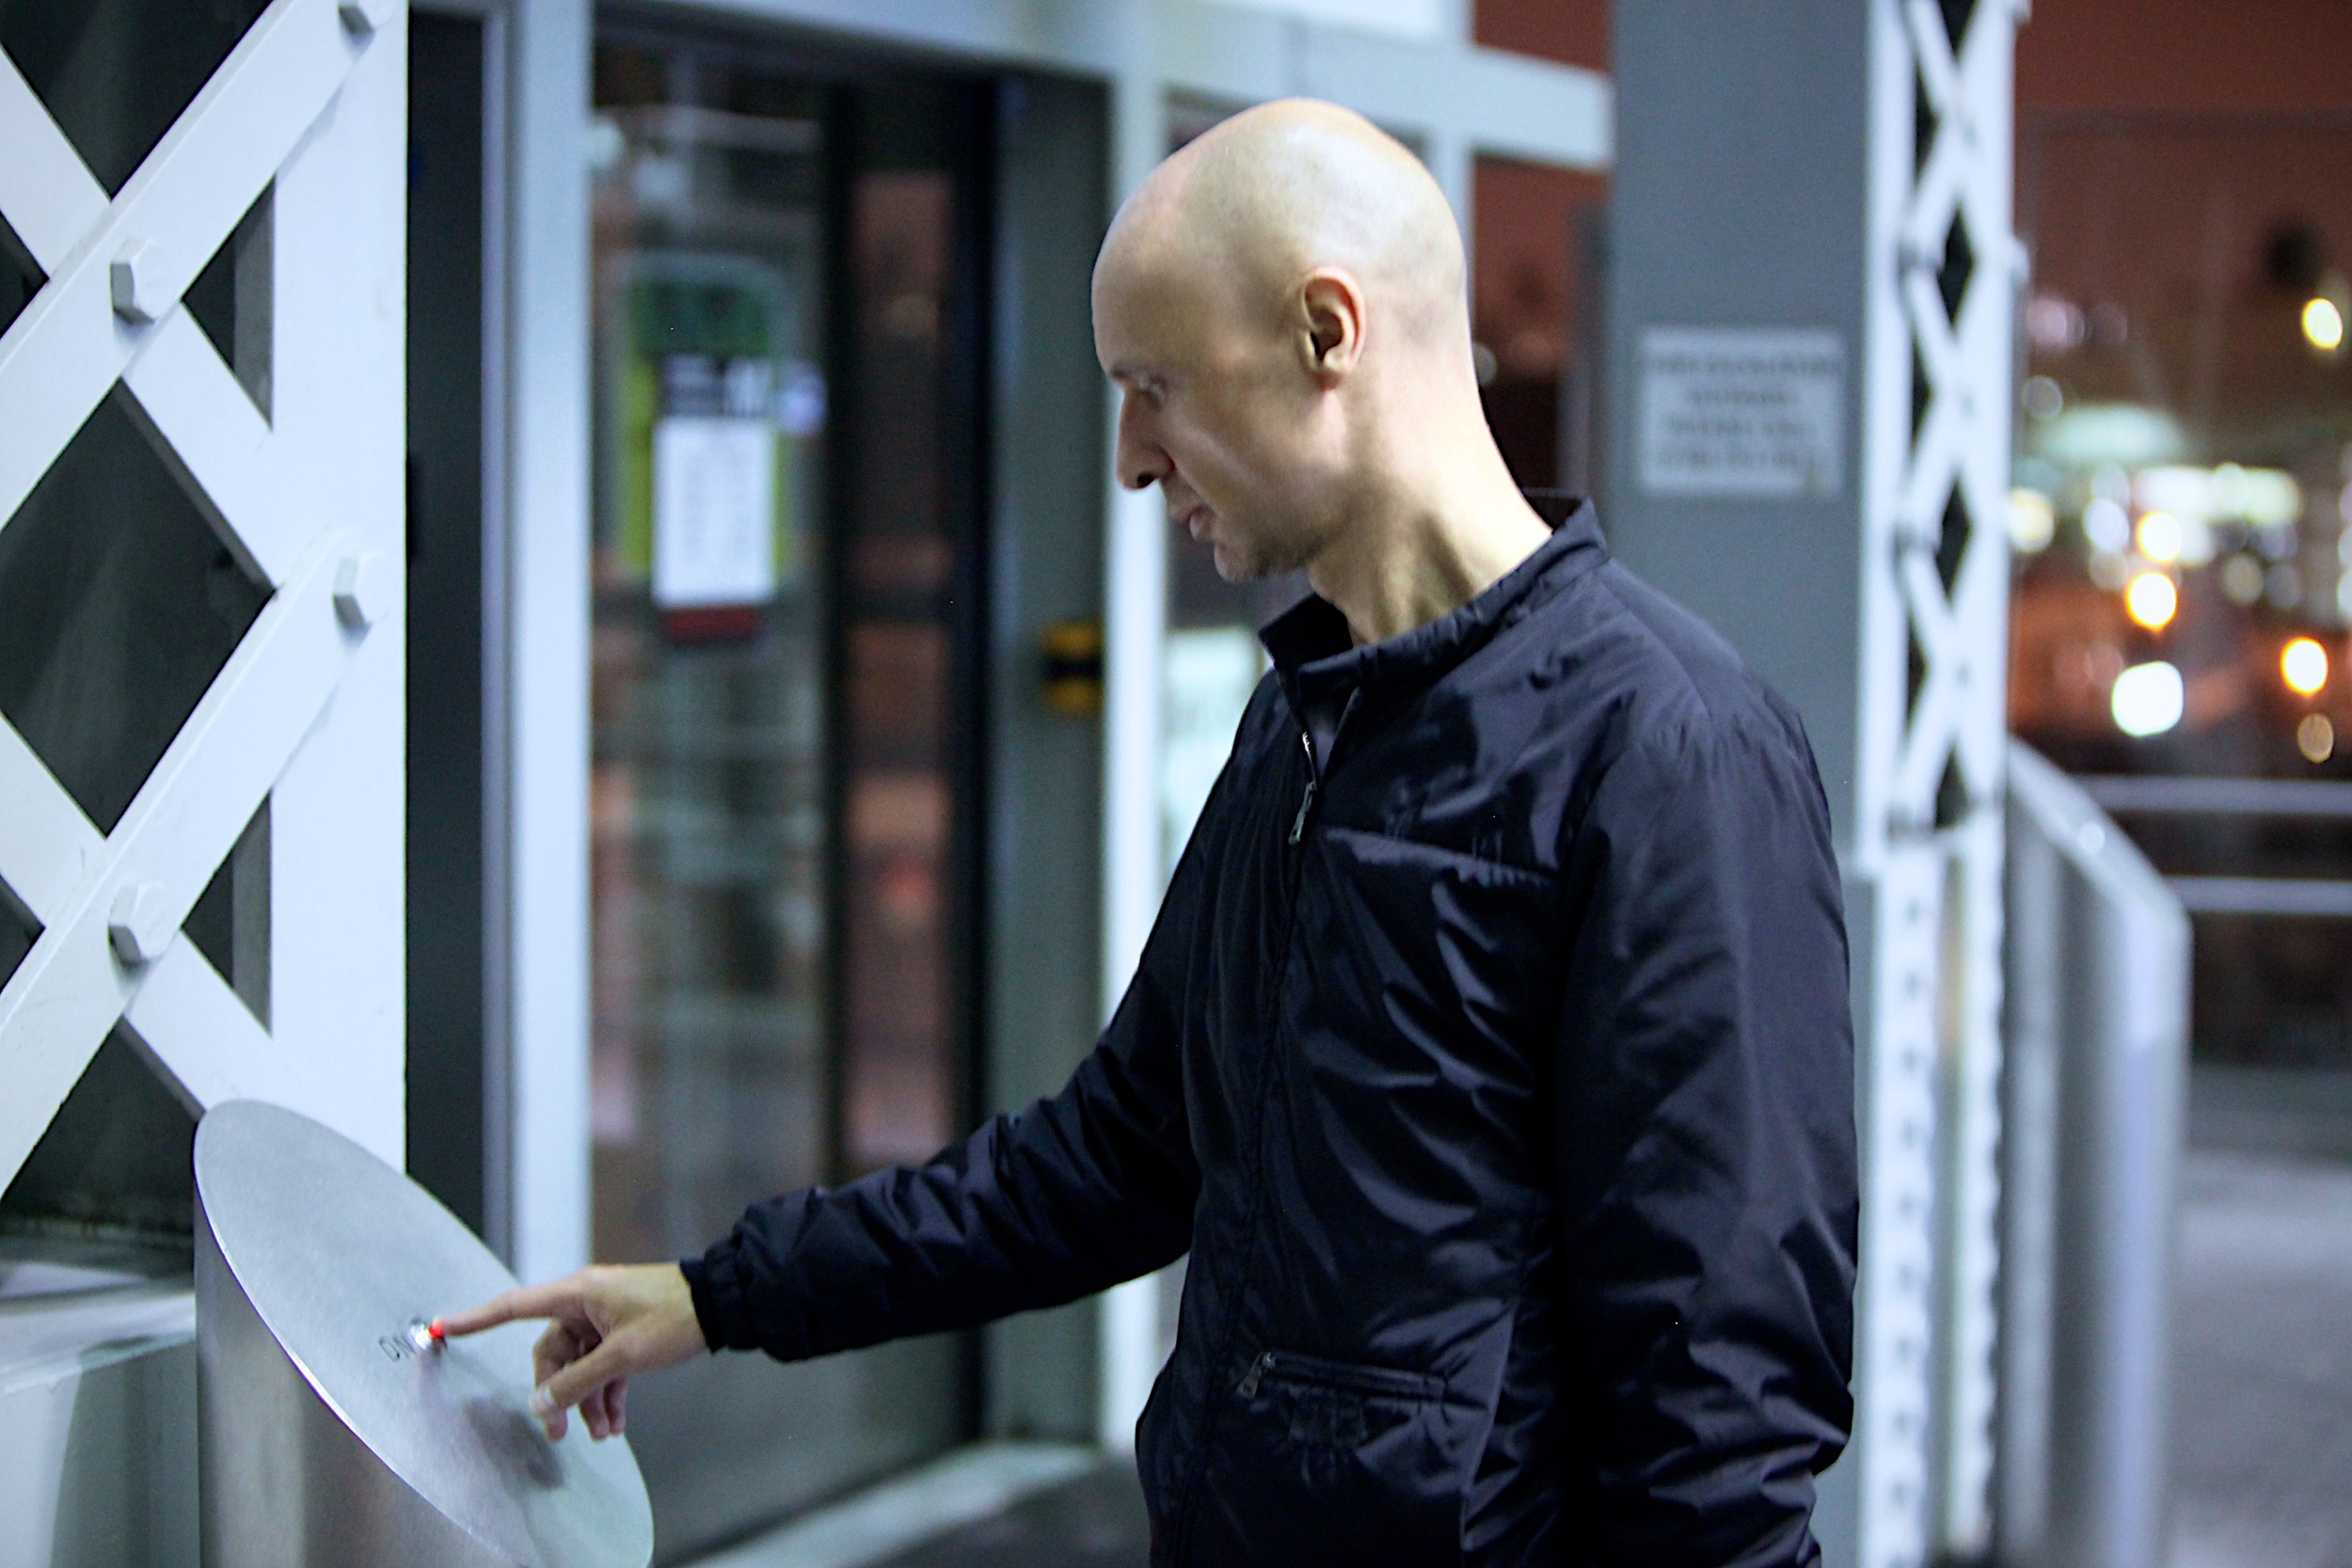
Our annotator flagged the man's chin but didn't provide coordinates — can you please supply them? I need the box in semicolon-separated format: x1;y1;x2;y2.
1210;540;1266;584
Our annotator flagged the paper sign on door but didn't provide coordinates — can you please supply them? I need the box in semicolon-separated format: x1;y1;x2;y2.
652;415;777;609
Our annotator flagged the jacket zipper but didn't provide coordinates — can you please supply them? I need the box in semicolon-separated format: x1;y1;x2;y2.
1174;690;1359;1564
1286;690;1359;847
1288;731;1317;844
1235;1348;1445;1402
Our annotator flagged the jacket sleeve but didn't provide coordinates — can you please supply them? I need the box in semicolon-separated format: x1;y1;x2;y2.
681;807;1207;1364
1554;699;1859;1568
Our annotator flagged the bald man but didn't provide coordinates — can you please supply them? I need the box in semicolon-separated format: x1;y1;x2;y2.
450;101;1856;1567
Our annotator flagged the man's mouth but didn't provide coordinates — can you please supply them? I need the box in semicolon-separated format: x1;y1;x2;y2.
1180;506;1210;540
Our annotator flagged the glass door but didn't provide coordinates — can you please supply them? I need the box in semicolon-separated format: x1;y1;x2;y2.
586;26;990;1558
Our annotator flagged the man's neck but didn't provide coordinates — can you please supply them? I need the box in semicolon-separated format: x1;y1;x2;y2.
1304;449;1553;647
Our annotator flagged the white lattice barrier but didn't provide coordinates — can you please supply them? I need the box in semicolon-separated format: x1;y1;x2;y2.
0;0;406;1185
1852;0;2020;1564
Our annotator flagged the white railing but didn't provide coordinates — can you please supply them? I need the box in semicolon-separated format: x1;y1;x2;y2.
1996;742;2189;1568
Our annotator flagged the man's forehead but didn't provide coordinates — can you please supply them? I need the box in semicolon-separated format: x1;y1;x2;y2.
1095;255;1215;369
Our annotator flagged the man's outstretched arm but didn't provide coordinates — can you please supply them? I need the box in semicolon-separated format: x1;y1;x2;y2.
445;784;1215;1440
684;974;1200;1361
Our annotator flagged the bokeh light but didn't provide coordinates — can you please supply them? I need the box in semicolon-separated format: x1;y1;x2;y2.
2282;637;2330;696
2083;496;2133;553
2303;296;2344;353
2298;713;2336;764
2009;488;2056;553
2136;511;2183;563
2111;660;2185;736
2125;571;2178;629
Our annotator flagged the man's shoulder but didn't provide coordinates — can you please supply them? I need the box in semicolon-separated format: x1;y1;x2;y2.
1527;555;1814;771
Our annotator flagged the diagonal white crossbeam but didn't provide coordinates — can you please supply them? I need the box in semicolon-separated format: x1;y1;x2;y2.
0;57;310;590
0;720;96;927
121;312;308;588
0;712;298;1125
0;49;109;277
0;0;366;539
1894;545;1967;806
0;535;359;1190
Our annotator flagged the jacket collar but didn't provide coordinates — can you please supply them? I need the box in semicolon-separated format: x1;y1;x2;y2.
1259;492;1605;704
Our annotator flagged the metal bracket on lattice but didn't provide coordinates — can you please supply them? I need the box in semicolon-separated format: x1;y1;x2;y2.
0;0;402;1190
1851;0;2018;1565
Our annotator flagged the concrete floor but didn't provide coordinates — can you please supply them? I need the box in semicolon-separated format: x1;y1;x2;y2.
2170;1150;2352;1568
866;1465;1149;1568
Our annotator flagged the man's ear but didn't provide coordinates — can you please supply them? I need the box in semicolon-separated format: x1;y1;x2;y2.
1297;268;1366;384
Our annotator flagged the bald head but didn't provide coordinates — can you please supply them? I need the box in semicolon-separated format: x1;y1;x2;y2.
1091;99;1525;597
1098;99;1469;352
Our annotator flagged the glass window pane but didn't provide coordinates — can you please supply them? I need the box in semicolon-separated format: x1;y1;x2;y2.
589;45;832;1265
0;1028;194;1245
836;144;974;1177
0;391;267;832
0;217;39;340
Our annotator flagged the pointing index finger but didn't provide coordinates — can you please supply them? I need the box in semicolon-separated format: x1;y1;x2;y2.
437;1279;577;1338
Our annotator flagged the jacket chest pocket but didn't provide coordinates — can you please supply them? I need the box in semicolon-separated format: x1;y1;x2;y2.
1191;1349;1469;1567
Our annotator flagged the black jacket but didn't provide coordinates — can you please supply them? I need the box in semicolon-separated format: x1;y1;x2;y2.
685;498;1858;1566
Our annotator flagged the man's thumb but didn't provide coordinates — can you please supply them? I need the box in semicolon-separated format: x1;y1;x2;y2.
532;1336;633;1419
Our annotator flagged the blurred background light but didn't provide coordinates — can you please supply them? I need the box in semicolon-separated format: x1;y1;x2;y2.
2299;712;2337;764
2022;374;2066;420
2133;463;2301;526
2177;513;2216;565
2112;660;2185;736
2126;570;2179;629
2240;469;2303;527
2136;510;2184;562
2084;496;2133;552
2025;292;2087;352
2222;554;2267;605
2034;403;2188;468
2282;636;2330;695
2137;465;2214;518
2277;634;2333;695
2010;487;2057;552
2303;295;2344;353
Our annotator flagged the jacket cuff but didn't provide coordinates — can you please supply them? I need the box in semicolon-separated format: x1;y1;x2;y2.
680;1244;750;1353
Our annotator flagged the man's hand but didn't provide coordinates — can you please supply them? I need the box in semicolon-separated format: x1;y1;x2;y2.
439;1263;706;1443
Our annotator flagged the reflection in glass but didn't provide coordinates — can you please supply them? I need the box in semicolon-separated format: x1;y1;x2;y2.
588;47;830;1263
840;167;963;1173
0;1029;195;1244
586;40;984;1270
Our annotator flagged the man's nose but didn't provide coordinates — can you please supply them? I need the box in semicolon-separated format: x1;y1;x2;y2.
1115;399;1168;492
